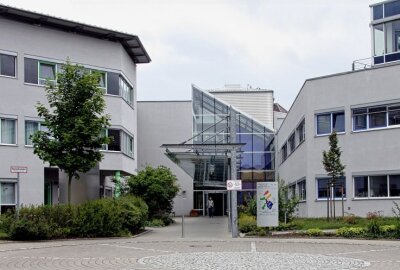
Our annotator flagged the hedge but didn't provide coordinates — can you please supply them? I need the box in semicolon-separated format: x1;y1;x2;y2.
1;196;148;240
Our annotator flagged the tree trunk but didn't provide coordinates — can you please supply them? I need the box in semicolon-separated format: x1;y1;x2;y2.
326;187;330;221
68;175;72;204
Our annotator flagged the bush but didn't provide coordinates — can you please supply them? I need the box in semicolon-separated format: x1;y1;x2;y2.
337;227;365;238
278;179;299;223
239;214;257;233
343;214;357;225
6;196;148;240
307;228;323;237
146;219;165;227
366;217;381;237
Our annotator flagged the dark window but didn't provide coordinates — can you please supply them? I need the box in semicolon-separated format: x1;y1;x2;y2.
281;143;287;163
107;129;121;151
369;107;387;128
332;112;345;132
353;113;367;130
24;58;38;84
288;133;295;153
0;54;16;77
389;107;400;126
370;175;388;197
317;177;345;199
297;180;306;201
354;176;368;198
373;4;384;20
389;175;400;197
384;0;400;17
316;114;331;135
297;119;305;143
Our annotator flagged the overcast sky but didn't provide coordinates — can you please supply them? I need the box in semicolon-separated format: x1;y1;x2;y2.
2;0;374;109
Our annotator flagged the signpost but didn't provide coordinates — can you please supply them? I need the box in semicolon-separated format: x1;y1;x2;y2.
256;182;279;227
227;180;242;191
10;166;28;216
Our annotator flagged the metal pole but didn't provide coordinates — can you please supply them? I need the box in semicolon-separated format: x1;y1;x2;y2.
17;172;20;218
227;190;231;232
230;107;238;238
181;215;185;238
326;186;330;221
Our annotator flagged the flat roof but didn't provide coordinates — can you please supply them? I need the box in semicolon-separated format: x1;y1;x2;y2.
0;4;151;64
370;0;399;8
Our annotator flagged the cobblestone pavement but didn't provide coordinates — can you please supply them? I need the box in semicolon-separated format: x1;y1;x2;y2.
0;217;399;269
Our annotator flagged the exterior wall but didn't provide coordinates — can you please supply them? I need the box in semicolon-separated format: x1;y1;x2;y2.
210;91;274;129
137;101;193;216
278;63;400;217
0;18;137;205
274;111;287;131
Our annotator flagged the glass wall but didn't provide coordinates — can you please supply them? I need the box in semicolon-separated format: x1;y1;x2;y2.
192;86;275;197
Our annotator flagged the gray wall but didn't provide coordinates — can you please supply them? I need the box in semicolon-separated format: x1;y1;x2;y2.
277;63;400;217
137;101;193;216
0;18;138;205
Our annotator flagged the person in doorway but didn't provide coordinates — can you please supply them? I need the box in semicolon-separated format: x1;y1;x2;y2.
208;197;214;218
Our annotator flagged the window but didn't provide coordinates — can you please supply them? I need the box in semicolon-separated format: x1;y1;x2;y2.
281;143;287;163
0;182;16;213
91;70;106;90
120;76;133;105
298;180;306;201
373;4;384;20
352;103;400;131
354;174;400;198
316;111;344;135
288;133;295;153
374;24;385;57
0;118;16;145
102;128;134;158
289;184;296;199
317;177;345;199
25;121;48;145
0;54;16;77
39;61;56;85
296;119;305;144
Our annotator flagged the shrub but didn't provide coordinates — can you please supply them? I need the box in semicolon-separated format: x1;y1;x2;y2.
278;179;299;223
366;218;381;237
239;214;257;233
307;228;323;237
146;219;165;227
343;214;357;225
337;227;365;238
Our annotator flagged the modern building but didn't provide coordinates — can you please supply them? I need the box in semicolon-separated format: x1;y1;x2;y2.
0;4;150;212
276;0;400;217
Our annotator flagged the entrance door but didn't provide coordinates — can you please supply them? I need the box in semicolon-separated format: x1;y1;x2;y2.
44;168;59;205
205;192;227;216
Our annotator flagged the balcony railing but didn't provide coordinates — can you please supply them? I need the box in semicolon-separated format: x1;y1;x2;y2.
352;57;372;71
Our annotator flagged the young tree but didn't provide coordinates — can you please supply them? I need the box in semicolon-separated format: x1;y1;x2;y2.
322;131;345;220
127;166;179;220
32;60;110;204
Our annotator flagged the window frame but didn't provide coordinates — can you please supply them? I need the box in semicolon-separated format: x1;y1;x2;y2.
316;177;346;200
297;180;307;201
91;69;107;91
315;111;345;136
0;53;17;78
119;75;134;105
296;119;305;144
353;174;400;199
352;103;400;132
101;128;134;159
0;182;17;212
281;143;288;163
38;61;57;86
25;120;48;146
0;118;17;145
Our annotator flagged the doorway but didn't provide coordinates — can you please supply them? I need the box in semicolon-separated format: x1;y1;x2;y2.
44;168;59;205
205;191;227;216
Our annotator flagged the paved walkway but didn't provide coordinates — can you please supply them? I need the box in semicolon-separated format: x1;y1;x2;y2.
0;216;399;269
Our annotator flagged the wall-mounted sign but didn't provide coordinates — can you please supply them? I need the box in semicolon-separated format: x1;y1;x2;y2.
10;166;28;174
227;180;242;190
257;182;279;227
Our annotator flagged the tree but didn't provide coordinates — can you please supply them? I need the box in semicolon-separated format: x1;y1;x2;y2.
126;166;179;219
322;131;345;220
32;60;110;204
278;178;299;223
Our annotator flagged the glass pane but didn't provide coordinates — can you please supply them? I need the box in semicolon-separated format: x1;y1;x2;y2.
239;133;252;152
107;72;120;95
385;20;400;53
353;115;367;130
332;112;345;132
373;4;383;20
385;1;400;17
288;133;295;152
374;24;385;57
0;54;15;77
252;171;265;181
389;175;400;197
107;129;121;151
333;177;346;197
1;119;16;144
40;63;55;80
316;114;331;135
25;121;39;145
370;175;388;197
253;133;265;152
388;110;400;126
1;183;15;204
239;153;252;170
297;181;306;200
317;178;329;199
369;112;387;128
354;176;368;197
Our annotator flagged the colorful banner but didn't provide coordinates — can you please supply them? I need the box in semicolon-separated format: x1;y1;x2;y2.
257;182;279;227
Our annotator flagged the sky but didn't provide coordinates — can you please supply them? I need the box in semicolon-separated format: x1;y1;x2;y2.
1;0;374;109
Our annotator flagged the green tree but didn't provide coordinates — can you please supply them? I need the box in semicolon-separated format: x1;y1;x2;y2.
127;166;179;219
278;178;299;223
322;131;345;220
32;60;110;204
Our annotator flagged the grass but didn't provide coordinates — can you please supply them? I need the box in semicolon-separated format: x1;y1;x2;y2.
0;231;8;240
286;217;398;230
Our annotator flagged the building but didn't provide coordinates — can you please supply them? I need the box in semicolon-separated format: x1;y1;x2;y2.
276;0;400;217
0;4;150;212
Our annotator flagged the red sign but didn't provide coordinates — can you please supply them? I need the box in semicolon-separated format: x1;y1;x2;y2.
10;166;28;173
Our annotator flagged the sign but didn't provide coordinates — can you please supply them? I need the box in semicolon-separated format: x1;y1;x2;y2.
227;180;242;190
257;182;279;227
10;166;28;174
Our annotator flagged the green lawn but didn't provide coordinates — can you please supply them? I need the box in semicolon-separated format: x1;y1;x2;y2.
288;217;398;230
0;231;8;240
